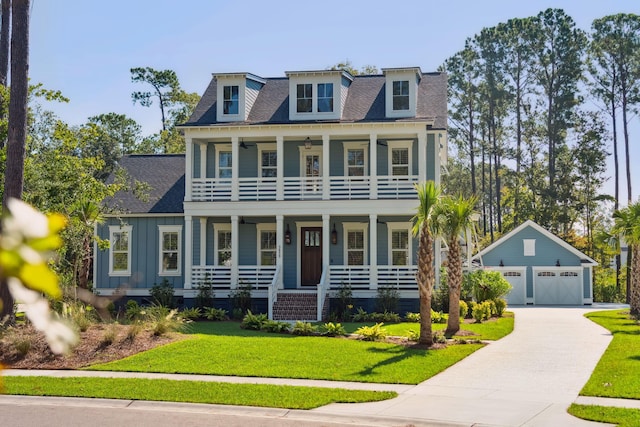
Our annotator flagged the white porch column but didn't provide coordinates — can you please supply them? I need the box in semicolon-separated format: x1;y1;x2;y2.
276;214;284;288
369;214;378;290
231;215;239;288
322;214;330;271
185;137;193;201
199;217;207;266
276;135;284;200
231;136;239;201
198;142;207;179
184;215;193;289
322;134;330;200
369;133;378;199
418;132;427;182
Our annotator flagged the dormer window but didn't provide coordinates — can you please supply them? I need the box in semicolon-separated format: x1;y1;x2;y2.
383;67;421;118
286;70;352;120
223;85;239;115
392;81;409;111
296;84;313;113
318;83;333;112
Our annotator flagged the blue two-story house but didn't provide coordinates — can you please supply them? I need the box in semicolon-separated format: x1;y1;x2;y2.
94;67;448;320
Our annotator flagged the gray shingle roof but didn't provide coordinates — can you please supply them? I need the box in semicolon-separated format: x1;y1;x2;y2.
184;72;447;129
105;154;185;214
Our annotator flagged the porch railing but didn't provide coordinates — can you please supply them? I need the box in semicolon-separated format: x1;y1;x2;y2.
329;266;371;290
377;265;418;290
191;265;276;291
283;177;323;200
317;265;329;321
267;264;282;320
329;176;370;199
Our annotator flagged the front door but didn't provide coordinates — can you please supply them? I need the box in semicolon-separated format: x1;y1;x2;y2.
301;227;322;286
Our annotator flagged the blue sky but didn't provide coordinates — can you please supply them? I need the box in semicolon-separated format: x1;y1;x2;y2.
30;0;639;202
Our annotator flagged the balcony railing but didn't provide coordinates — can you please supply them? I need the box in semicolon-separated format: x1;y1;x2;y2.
190;175;418;202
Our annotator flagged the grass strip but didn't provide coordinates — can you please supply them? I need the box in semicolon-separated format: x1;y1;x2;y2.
568;404;640;427
372;312;514;341
88;332;482;384
2;376;397;410
581;310;640;399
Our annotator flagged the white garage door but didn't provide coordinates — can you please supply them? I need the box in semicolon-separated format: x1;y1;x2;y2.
533;268;582;305
500;269;526;305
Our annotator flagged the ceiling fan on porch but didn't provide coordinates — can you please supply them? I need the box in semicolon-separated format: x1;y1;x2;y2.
240;216;257;225
239;140;254;149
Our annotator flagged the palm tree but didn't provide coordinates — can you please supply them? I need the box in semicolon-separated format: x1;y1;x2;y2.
411;181;441;346
436;194;478;337
612;202;640;317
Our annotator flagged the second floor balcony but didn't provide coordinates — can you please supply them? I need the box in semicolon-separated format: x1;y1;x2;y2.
185;130;436;203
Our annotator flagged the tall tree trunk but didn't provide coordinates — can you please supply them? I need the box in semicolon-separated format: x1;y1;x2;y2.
514;80;522;225
631;244;639;317
611;85;621;294
0;0;30;320
416;226;434;346
481;141;487;236
469;102;476;195
622;94;632;205
488;140;494;242
0;0;9;87
445;238;462;336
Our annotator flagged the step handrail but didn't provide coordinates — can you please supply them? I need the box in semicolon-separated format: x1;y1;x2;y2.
316;265;329;321
267;264;282;320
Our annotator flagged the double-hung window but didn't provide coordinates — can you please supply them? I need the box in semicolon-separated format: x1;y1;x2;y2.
223;85;239;115
317;83;333;112
296;84;313;113
261;150;277;178
343;224;368;266
109;225;132;276
391;147;409;176
257;226;277;266
218;151;232;178
388;223;411;266
392;80;409;111
158;225;182;275
215;225;232;266
343;142;368;177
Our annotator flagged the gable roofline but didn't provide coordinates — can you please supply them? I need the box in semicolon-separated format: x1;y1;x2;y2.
285;69;354;82
474;220;598;266
212;72;266;85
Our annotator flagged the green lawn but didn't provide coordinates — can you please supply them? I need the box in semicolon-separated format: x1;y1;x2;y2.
2;376;396;409
580;310;640;399
86;320;498;384
568;404;640;427
359;312;514;341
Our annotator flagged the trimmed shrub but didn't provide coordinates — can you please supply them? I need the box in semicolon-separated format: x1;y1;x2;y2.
261;320;291;333
431;309;448;324
230;282;253;315
468;270;512;302
404;312;420;322
351;307;369;322
494;298;507;317
332;282;353;321
194;278;214;309
355;323;387;341
291;321;317;336
240;310;267;330
150;279;175;308
320;322;346;337
459;300;469;319
204;307;229;321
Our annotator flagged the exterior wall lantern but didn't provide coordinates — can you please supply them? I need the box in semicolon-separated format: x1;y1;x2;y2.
499;259;504;267
304;137;312;150
284;224;292;245
556;259;561;267
331;223;338;245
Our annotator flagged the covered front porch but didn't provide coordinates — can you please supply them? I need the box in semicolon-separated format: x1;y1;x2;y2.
184;213;421;320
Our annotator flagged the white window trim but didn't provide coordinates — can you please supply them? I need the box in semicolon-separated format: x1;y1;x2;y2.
523;239;536;256
387;141;413;177
109;225;132;276
258;143;277;178
384;72;418;118
342;141;369;177
256;224;277;266
288;74;342;121
214;223;232;266
215;76;246;122
158;225;182;276
342;223;369;266
387;222;412;265
215;143;232;179
298;146;323;177
222;85;240;117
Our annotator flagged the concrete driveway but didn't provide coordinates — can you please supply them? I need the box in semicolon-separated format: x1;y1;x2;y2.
315;306;618;426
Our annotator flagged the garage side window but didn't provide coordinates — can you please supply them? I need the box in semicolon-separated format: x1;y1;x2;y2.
523;239;535;256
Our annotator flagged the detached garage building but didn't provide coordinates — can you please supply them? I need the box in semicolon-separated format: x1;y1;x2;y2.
473;220;596;306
